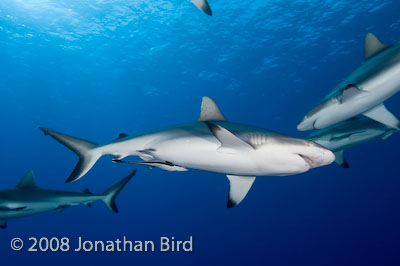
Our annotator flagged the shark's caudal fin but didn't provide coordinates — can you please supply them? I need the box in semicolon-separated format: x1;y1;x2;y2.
191;0;212;16
102;169;137;213
39;127;101;183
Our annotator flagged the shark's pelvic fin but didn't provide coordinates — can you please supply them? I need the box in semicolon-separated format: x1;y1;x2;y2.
226;175;256;208
191;0;212;16
205;122;254;153
364;33;388;60
17;170;38;189
362;104;400;129
334;150;349;168
0;219;7;229
198;96;226;122
102;169;137;213
39;127;101;183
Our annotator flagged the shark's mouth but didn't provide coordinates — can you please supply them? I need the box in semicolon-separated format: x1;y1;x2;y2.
298;154;313;168
312;118;319;129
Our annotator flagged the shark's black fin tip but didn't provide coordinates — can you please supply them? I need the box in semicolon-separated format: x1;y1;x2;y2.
39;127;49;136
341;161;350;168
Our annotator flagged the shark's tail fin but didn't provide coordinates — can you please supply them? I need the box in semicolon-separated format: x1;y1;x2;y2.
102;169;137;213
39;127;102;183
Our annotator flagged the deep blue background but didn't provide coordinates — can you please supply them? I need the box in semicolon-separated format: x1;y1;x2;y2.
1;0;400;265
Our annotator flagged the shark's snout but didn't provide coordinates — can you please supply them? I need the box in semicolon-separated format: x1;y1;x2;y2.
297;143;335;168
297;115;317;131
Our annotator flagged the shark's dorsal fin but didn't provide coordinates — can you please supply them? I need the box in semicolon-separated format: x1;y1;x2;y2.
17;171;38;189
364;33;388;60
226;175;256;208
198;97;226;122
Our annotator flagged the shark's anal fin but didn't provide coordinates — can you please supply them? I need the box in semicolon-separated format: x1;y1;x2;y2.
362;104;400;129
198;97;226;122
205;122;254;153
226;175;256;208
364;33;388;60
334;150;349;168
0;220;7;229
17;171;38;189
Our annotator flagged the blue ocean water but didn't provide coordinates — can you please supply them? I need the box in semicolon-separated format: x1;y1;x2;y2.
1;0;400;265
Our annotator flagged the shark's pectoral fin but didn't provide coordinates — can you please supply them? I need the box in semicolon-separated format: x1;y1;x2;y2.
0;220;7;229
334;150;349;168
340;84;368;104
364;33;388;60
362;104;400;129
198;97;225;122
206;122;254;153
226;175;256;208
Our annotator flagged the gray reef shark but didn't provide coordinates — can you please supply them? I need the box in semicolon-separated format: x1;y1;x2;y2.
307;117;397;168
40;97;334;208
0;170;136;229
191;0;212;16
298;33;400;131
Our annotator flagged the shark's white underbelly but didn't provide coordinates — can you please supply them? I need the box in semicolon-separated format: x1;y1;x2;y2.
136;134;309;176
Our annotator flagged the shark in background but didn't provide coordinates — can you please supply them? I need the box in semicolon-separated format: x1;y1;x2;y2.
307;117;398;168
40;97;334;208
0;170;136;229
298;33;400;131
